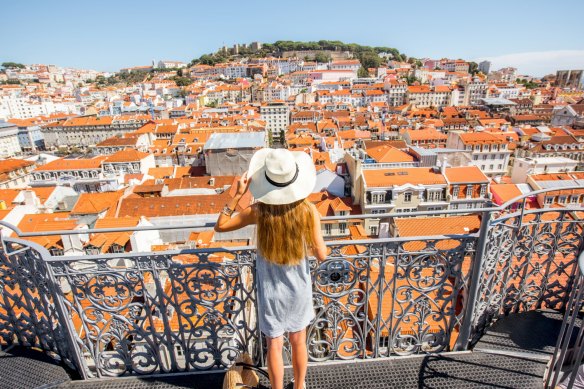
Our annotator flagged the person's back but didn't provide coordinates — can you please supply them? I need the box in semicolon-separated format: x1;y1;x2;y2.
215;148;326;389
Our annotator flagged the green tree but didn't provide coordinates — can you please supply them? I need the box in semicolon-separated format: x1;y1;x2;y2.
358;52;382;70
405;75;420;85
314;52;331;63
278;129;287;148
358;67;370;78
469;61;479;75
1;62;25;69
267;131;274;147
172;76;193;87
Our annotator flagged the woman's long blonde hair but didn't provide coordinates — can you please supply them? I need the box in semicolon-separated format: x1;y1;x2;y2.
256;198;315;265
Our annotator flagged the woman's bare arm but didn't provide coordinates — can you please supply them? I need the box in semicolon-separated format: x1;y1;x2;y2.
214;173;257;232
215;205;256;232
310;204;327;261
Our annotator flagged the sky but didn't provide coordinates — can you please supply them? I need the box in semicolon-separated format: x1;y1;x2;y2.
1;0;583;76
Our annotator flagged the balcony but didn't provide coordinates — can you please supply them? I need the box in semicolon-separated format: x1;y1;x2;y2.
0;186;583;388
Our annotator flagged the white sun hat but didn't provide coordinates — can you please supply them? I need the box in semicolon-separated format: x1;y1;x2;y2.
247;148;316;205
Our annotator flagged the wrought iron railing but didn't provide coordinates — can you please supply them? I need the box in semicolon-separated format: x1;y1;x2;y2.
545;248;584;389
0;186;582;381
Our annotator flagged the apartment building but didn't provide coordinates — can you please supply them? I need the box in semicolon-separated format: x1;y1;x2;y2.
527;172;584;208
446;131;512;177
0;159;36;189
407;85;453;108
444;166;490;210
102;149;156;175
30;156;121;192
42;115;149;148
459;79;489;106
95;133;152;154
383;80;407;106
358;167;449;236
511;156;578;183
0;122;22;157
260;101;290;136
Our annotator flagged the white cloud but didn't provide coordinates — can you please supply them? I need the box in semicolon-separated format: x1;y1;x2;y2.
473;50;584;77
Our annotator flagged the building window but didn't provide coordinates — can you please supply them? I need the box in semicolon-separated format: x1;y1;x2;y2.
452;186;459;198
85;247;100;255
372;193;385;204
480;185;487;197
571;195;579;204
466;186;473;198
50;248;64;256
544;196;554;205
339;222;347;234
324;224;332;235
404;192;412;202
370;225;378;235
558;196;567;204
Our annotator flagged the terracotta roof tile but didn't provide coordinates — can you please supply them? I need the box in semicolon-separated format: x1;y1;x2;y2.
105;149;150;163
71;191;124;215
363;168;447;187
444;167;489;183
35;157;107;171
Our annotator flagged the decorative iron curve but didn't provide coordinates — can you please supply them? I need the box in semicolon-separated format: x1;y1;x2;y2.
0;198;582;379
471;208;584;341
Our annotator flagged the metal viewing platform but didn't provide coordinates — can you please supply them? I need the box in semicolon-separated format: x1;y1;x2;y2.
0;186;583;388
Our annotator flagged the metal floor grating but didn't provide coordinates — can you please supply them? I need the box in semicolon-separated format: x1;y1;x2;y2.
0;311;564;389
58;351;547;389
473;309;581;359
0;346;73;389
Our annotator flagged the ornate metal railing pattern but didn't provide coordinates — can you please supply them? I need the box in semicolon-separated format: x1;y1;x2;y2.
49;249;259;378
307;236;476;361
0;238;79;369
545;250;584;389
0;187;582;380
471;207;584;340
0;228;477;378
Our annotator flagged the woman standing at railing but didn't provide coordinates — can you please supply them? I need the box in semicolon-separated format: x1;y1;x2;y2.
215;148;327;389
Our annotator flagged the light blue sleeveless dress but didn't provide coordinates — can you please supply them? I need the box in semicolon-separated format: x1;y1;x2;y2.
255;251;314;338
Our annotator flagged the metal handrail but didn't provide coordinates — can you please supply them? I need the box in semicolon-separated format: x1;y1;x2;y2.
1;185;582;237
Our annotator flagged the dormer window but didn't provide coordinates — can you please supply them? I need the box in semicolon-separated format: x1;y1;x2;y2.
452;185;460;198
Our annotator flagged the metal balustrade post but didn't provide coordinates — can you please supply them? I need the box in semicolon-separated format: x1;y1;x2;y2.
44;258;91;379
455;209;492;351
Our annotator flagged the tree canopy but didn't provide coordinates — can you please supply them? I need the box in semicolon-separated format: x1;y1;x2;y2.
1;62;25;69
190;40;405;69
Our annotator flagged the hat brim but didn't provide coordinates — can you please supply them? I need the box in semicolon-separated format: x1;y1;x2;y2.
248;148;316;205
